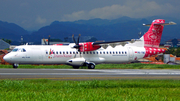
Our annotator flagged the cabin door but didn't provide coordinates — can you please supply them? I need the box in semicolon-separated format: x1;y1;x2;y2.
128;47;134;61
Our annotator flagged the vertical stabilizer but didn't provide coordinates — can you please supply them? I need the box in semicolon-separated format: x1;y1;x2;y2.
142;19;165;48
141;19;176;48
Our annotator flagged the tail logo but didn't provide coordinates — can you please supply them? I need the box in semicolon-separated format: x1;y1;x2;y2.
148;33;160;41
144;20;164;48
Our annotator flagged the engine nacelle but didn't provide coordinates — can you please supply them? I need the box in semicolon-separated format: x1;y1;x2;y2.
67;58;86;66
79;42;101;52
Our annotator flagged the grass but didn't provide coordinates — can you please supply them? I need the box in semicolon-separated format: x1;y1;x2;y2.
0;63;180;69
0;79;180;100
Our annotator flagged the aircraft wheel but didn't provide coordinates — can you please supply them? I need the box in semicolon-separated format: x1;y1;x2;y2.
13;63;19;69
73;66;79;69
88;63;95;69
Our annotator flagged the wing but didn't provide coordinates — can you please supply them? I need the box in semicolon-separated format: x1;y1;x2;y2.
93;39;140;49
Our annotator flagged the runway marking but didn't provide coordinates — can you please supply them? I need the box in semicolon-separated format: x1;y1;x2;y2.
1;76;180;80
1;72;180;75
1;69;180;80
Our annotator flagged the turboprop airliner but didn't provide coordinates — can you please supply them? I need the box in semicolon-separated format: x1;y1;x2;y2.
3;19;176;69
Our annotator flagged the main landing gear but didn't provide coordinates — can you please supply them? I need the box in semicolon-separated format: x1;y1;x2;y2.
72;62;95;69
87;63;95;69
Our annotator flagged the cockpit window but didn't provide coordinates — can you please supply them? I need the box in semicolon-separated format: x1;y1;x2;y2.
12;48;26;52
22;48;26;52
12;48;18;52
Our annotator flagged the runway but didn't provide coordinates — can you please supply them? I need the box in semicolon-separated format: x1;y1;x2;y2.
1;69;180;80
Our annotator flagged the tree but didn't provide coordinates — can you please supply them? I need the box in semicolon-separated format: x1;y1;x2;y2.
64;37;68;42
2;38;11;44
176;47;180;57
165;47;180;57
86;37;97;42
172;38;178;47
50;39;63;42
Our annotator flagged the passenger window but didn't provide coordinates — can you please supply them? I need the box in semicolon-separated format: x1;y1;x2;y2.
113;51;115;54
56;51;58;54
70;52;72;54
125;52;127;54
46;52;48;54
96;52;98;54
90;52;92;54
66;51;68;54
60;52;62;54
76;51;78;54
119;51;121;54
107;52;108;54
110;52;111;54
122;51;124;54
93;52;95;54
83;52;85;54
103;51;105;54
86;52;88;54
73;51;75;54
116;51;118;54
63;52;65;54
100;52;102;54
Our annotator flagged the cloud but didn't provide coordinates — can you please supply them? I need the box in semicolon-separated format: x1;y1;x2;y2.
36;16;47;24
61;0;177;21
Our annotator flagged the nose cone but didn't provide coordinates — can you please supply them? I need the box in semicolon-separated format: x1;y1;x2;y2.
3;54;12;63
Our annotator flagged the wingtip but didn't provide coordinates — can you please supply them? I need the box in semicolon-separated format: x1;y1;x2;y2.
169;21;176;25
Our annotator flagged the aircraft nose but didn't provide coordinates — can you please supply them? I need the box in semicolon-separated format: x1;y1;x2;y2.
3;54;12;62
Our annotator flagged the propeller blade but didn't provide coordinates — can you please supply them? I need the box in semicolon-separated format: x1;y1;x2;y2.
71;34;82;58
72;34;82;53
77;34;81;45
72;34;77;45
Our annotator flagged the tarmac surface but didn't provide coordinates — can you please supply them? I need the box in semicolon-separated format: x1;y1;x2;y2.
1;69;180;80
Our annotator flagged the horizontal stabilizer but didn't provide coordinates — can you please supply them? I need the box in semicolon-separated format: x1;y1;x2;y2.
143;21;176;26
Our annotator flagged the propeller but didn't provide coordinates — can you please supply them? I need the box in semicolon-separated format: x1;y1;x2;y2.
72;34;82;58
72;34;81;51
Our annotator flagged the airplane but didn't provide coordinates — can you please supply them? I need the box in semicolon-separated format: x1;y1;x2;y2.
3;19;176;69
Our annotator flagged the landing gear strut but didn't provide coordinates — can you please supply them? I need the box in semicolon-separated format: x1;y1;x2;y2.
13;63;19;69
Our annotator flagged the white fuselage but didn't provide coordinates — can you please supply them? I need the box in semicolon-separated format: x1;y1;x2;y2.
4;44;145;65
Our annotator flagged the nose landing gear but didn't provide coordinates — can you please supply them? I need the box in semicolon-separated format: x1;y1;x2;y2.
13;63;19;69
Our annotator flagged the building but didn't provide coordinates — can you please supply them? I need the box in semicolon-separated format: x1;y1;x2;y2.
41;39;69;45
0;50;9;64
0;39;10;49
164;38;180;48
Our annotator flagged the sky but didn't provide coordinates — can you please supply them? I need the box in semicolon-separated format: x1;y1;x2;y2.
0;0;180;31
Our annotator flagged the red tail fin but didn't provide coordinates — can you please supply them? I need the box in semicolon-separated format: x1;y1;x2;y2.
143;19;165;48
